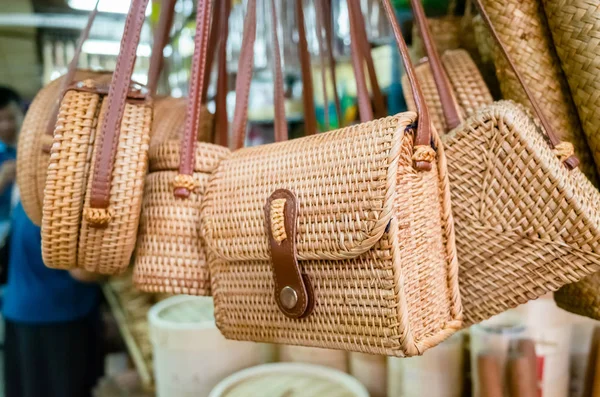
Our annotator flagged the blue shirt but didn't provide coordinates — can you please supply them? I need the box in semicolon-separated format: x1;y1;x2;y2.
0;142;16;224
3;203;100;324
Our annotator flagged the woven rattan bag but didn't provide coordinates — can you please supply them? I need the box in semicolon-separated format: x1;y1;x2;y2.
411;0;600;326
479;0;597;184
133;0;230;295
133;0;322;295
201;0;461;357
42;0;154;275
541;0;600;320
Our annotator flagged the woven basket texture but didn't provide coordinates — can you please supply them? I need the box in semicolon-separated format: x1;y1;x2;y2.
17;70;111;225
412;16;461;61
150;98;213;148
442;100;600;326
202;113;462;357
542;0;600;319
403;50;493;133
42;87;152;274
481;0;598;184
133;141;229;295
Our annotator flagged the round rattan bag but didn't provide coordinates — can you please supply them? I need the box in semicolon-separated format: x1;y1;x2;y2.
17;71;112;226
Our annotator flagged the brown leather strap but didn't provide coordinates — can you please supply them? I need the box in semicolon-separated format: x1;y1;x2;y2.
44;0;100;138
410;0;462;130
473;0;578;169
172;0;212;198
230;0;258;150
353;4;386;119
295;0;317;136
348;0;374;123
89;0;152;209
313;0;331;129
380;0;432;170
269;0;288;143
231;0;287;149
214;0;230;147
322;0;343;127
147;0;177;97
201;0;222;104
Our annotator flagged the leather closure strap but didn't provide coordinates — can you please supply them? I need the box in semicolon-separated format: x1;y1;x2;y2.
295;0;317;136
410;0;462;130
473;0;578;169
264;189;314;319
88;0;151;210
380;0;433;171
172;0;212;198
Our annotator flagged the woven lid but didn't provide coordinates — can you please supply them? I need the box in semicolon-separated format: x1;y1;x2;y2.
148;295;215;330
149;140;230;173
209;363;368;397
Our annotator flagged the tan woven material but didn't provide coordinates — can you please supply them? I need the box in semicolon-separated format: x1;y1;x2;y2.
133;141;229;295
42;86;152;274
480;0;598;183
412;16;461;61
442;100;600;325
151;98;213;147
16;70;111;225
202;112;462;357
403;50;493;133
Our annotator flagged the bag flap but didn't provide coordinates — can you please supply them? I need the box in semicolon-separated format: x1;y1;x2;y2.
202;113;417;261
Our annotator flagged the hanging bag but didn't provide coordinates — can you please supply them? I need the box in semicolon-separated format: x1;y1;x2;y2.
410;0;600;326
201;0;461;357
42;0;154;274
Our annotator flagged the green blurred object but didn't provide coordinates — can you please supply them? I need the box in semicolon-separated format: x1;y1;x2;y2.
393;0;451;11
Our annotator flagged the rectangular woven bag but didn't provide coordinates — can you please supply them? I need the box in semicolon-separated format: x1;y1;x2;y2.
409;0;600;326
41;0;153;275
201;0;462;357
541;0;600;320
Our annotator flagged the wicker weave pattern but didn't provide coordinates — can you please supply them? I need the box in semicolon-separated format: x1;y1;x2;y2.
17;71;112;225
42;90;103;268
481;0;598;183
77;101;151;274
403;50;493;133
133;142;230;295
203;113;462;356
443;101;600;325
412;16;461;61
151;99;213;147
543;0;600;319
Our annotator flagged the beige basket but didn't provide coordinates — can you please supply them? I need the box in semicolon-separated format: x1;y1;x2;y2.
443;101;600;325
480;0;598;183
16;71;111;225
42;0;153;275
412;16;461;61
402;49;493;133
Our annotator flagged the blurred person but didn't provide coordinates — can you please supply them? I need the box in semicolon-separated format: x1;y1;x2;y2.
0;87;19;229
1;87;104;397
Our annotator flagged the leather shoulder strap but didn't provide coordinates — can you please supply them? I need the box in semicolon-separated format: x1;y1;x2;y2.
269;0;288;143
322;0;343;127
214;0;231;147
473;0;578;169
380;0;432;171
173;0;212;198
296;0;317;136
89;0;151;210
314;0;331;129
410;0;462;130
348;0;374;122
147;0;177;96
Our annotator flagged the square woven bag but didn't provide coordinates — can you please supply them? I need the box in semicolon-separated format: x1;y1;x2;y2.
201;0;462;357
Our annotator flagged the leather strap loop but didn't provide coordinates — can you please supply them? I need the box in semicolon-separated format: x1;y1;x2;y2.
173;0;212;198
89;0;151;209
380;0;432;170
410;0;462;130
295;0;317;136
472;0;578;169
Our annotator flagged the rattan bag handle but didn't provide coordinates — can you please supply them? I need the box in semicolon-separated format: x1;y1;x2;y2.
379;0;433;171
